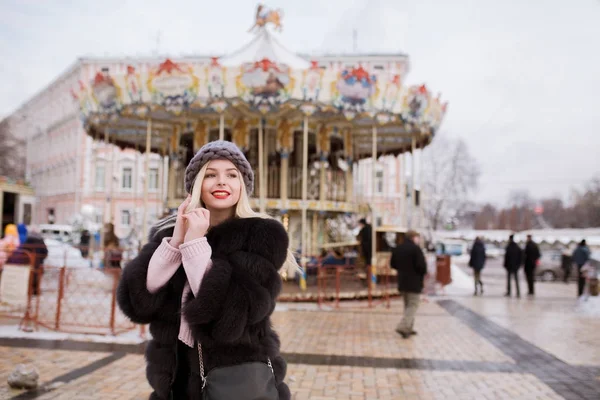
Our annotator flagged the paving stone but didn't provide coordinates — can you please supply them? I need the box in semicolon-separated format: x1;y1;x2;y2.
0;279;598;399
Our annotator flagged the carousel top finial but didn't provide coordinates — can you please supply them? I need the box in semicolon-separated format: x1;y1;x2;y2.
248;4;283;33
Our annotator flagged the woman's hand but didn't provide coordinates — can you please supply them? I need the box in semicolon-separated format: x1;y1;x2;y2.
169;195;191;248
183;208;210;243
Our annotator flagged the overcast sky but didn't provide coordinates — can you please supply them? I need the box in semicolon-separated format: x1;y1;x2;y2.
1;0;599;205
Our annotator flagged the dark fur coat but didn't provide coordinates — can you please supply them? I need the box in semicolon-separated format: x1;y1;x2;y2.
117;217;291;400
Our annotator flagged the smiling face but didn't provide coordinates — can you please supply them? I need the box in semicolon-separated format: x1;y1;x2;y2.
200;159;242;212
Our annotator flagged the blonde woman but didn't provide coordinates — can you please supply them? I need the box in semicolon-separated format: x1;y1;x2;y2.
117;141;295;399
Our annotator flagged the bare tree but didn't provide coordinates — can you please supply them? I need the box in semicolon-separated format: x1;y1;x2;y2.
473;203;498;230
0;117;26;179
506;190;536;231
539;198;569;228
422;136;480;231
570;176;600;227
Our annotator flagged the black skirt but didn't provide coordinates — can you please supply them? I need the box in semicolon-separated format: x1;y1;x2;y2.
172;340;202;399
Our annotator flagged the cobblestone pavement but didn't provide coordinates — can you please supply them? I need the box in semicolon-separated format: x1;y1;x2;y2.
1;277;599;399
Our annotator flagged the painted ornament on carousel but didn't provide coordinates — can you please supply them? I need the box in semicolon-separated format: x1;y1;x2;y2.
402;84;430;122
424;94;448;130
206;57;226;98
91;70;121;114
124;65;143;104
70;80;95;117
147;59;199;115
334;66;377;113
239;58;292;109
301;61;323;102
381;74;402;112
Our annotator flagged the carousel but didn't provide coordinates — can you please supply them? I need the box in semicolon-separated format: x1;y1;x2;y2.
71;5;447;294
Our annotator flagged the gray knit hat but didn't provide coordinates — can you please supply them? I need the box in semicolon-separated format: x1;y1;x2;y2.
184;140;254;196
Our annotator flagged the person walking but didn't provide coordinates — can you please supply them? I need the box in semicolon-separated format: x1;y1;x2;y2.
117;141;294;399
357;218;372;267
79;229;91;258
468;237;486;296
17;223;28;245
504;235;523;298
524;235;541;296
572;240;591;297
390;230;427;339
103;223;123;268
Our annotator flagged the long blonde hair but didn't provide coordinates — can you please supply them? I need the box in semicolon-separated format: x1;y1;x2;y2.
155;161;300;277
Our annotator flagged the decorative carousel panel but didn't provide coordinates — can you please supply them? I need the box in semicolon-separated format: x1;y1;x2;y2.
146;59;200;115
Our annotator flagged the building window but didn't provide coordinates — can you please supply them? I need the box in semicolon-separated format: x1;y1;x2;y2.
95;165;105;190
122;167;133;189
149;167;159;190
47;208;55;224
121;210;131;226
376;170;384;194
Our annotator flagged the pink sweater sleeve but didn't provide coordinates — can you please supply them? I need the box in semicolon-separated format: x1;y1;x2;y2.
146;237;182;293
180;237;212;298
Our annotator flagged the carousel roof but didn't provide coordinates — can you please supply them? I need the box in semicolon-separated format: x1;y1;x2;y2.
219;28;311;69
71;6;448;158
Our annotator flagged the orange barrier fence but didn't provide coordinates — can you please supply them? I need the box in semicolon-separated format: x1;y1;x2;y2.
0;242;137;335
31;265;135;335
316;261;392;309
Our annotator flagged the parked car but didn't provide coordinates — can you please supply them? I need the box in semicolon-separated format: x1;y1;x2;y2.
39;224;76;244
435;240;468;256
535;251;577;282
484;244;503;259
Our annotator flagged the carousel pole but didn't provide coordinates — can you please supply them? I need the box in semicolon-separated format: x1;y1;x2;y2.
132;142;139;239
400;153;407;227
219;113;225;141
108;134;115;226
258;118;266;213
370;124;378;291
300;115;309;291
100;128;109;254
411;135;416;229
142;119;152;245
418;142;424;231
158;147;166;220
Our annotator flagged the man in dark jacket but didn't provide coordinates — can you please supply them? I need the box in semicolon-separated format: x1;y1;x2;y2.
79;229;91;258
468;237;486;296
572;240;591;296
390;230;427;339
357;218;372;266
504;235;523;298
524;235;541;296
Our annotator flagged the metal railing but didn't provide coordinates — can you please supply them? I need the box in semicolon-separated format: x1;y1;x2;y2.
0;243;136;335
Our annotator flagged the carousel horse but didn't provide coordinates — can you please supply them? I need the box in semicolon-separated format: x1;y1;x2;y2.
249;4;283;32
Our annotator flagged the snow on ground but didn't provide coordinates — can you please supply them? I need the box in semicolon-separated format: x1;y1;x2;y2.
0;324;150;344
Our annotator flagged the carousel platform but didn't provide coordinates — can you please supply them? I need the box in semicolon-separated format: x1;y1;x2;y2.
278;265;401;303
